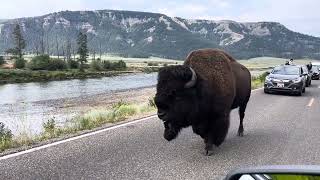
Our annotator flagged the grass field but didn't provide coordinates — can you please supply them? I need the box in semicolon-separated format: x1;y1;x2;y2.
18;54;320;69
238;57;319;69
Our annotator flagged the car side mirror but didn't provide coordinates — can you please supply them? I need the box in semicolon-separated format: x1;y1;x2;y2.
265;71;270;75
224;166;320;180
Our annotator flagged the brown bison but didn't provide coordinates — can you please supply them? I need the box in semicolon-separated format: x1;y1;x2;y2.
155;49;251;155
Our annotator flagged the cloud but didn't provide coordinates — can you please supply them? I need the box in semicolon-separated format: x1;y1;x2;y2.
209;0;230;8
156;3;208;17
0;0;87;19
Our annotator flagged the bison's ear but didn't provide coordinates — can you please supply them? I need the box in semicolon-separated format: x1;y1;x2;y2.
184;67;197;88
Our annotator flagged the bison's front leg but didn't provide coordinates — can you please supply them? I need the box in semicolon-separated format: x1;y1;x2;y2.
205;115;230;156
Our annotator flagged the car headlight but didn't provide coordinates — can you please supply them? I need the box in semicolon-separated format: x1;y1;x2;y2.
293;78;301;83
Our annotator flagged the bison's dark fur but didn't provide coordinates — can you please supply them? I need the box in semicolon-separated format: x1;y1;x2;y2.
155;49;251;155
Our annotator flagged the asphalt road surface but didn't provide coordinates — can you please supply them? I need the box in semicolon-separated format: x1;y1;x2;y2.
1;81;320;180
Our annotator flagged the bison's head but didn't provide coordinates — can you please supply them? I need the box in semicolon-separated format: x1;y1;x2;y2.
155;65;198;141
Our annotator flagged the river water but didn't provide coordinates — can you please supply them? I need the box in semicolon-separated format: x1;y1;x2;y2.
0;73;157;135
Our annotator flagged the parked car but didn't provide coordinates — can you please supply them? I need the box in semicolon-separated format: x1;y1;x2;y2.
311;66;320;80
264;65;306;96
301;65;312;86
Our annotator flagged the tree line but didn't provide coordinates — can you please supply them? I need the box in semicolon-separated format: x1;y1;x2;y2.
4;24;92;71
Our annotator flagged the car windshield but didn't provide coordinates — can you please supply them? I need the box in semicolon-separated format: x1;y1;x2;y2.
272;66;300;75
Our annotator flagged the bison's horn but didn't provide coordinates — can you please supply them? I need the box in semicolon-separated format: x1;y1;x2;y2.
184;67;197;88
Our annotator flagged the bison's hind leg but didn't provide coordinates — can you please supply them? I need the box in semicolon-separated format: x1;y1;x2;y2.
237;103;248;137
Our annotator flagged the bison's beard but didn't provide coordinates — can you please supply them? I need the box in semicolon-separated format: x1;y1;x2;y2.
163;122;179;141
164;128;178;141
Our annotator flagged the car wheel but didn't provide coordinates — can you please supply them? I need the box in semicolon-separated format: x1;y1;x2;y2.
309;80;311;86
264;89;269;94
306;81;309;87
302;87;305;93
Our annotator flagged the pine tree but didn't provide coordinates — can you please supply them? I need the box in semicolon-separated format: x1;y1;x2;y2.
56;35;59;59
66;39;71;61
13;24;26;58
6;24;26;58
0;56;4;65
77;32;88;71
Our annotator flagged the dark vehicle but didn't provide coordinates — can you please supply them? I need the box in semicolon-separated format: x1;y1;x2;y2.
311;66;320;80
301;65;312;86
264;65;306;96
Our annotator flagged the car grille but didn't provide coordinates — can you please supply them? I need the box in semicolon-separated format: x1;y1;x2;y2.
271;80;291;87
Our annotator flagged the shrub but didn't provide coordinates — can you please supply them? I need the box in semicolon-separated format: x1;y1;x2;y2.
111;104;137;122
102;60;127;70
48;59;67;71
14;57;26;69
68;60;79;69
43;118;56;134
27;55;50;70
0;56;4;65
28;55;67;71
147;62;159;66
115;60;126;70
0;122;13;151
90;60;103;71
112;100;128;109
78;117;94;130
102;60;112;69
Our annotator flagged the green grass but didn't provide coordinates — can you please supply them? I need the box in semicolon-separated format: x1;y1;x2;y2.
239;57;320;69
251;72;268;89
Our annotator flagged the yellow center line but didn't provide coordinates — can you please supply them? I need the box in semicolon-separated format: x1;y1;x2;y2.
307;98;315;107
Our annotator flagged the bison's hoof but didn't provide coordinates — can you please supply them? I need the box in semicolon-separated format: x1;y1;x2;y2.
237;131;244;137
205;143;213;156
205;150;214;156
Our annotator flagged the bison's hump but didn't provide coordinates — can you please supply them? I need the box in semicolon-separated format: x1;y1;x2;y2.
184;48;235;98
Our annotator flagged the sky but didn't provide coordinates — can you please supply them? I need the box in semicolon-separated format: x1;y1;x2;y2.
0;0;319;37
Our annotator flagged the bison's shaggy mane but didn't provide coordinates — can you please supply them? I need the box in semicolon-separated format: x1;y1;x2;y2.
157;66;194;93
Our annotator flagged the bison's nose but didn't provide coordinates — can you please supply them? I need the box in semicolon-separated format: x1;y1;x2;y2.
157;112;166;119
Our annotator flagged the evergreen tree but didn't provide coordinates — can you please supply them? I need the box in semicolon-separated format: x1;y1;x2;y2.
6;24;26;58
77;32;88;71
66;39;71;61
0;56;4;65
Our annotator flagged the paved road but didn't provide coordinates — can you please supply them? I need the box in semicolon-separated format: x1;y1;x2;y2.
1;81;320;180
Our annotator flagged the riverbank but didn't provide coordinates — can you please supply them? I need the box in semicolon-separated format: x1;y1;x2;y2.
0;86;157;154
0;69;140;84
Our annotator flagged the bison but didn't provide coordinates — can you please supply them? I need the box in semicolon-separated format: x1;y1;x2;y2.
155;49;251;155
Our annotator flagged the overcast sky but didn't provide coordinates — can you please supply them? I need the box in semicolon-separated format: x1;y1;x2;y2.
0;0;319;37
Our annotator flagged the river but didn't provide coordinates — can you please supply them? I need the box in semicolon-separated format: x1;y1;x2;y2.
0;73;157;135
